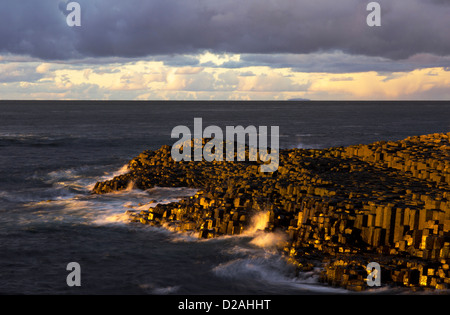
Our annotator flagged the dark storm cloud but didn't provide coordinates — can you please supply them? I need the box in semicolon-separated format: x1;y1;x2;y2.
0;1;76;59
231;52;450;73
1;0;450;63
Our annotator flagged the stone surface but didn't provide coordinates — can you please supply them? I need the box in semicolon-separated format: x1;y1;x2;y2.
92;132;450;291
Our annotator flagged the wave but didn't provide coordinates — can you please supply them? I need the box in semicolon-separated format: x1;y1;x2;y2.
212;249;347;294
46;166;97;193
295;133;326;137
162;210;346;293
16;160;199;228
11;174;350;295
31;163;132;195
0;132;81;147
88;186;198;226
84;163;131;191
109;164;131;179
6;161;346;294
239;210;288;248
164;210;347;293
138;283;181;295
0;187;78;205
243;211;270;235
249;231;288;249
166;210;288;249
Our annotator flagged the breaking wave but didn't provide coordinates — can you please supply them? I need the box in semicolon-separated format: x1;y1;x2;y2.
213;246;347;294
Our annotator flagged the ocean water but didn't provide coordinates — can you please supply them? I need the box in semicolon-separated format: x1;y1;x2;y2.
0;101;449;295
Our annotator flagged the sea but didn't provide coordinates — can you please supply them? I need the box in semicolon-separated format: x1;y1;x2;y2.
0;101;449;295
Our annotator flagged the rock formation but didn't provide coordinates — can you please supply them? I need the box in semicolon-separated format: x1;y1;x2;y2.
92;133;450;291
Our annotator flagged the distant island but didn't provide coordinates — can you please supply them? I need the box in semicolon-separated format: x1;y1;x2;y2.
287;98;311;101
93;132;450;292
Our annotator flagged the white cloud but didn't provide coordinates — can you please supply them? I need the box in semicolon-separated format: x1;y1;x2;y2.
1;53;449;100
174;67;204;75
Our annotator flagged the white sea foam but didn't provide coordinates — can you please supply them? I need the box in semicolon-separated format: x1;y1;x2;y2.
100;163;131;181
241;210;289;249
47;166;92;181
26;163;199;226
85;163;131;191
138;283;181;295
166;210;288;248
213;255;293;282
91;186;198;226
249;230;288;249
243;211;270;235
166;230;200;243
15;161;345;294
113;164;131;177
213;253;347;294
92;211;132;225
207;210;348;294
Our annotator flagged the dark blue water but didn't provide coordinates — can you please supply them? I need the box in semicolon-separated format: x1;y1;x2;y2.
0;101;449;294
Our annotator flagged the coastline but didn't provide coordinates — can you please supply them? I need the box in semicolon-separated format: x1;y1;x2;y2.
92;132;450;292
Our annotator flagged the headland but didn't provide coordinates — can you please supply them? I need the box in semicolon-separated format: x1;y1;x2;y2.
92;132;450;292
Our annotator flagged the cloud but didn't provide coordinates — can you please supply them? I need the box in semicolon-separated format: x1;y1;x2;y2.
235;52;450;73
174;67;204;75
0;0;449;63
0;62;45;83
36;63;52;74
1;61;449;100
238;71;256;77
330;77;354;82
0;1;75;59
308;67;450;100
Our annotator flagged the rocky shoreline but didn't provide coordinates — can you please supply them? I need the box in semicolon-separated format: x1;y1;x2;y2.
92;133;450;292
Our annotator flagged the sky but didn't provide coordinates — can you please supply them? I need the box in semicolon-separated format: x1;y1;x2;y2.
0;0;449;100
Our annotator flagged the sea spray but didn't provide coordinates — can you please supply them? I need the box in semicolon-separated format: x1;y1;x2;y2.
244;211;270;235
124;180;136;192
250;231;288;249
113;164;130;178
85;163;130;191
244;211;288;249
93;187;198;226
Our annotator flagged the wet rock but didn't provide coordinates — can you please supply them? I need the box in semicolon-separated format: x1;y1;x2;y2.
92;133;450;291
